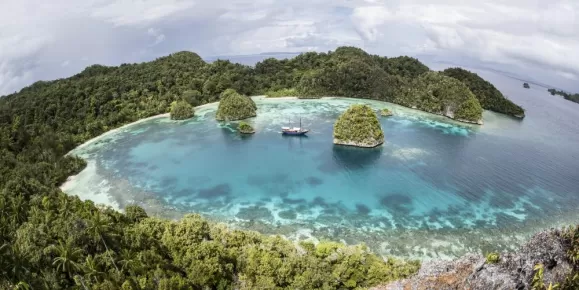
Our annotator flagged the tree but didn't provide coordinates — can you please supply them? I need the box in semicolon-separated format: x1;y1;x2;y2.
86;211;120;272
47;240;84;277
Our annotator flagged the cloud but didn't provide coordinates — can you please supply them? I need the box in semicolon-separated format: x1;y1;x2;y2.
91;0;196;26
349;0;579;79
147;28;166;46
1;0;578;95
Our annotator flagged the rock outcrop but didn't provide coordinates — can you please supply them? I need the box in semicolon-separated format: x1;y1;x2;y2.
215;90;257;121
170;101;194;120
374;228;576;290
394;72;484;124
333;104;384;148
238;121;255;134
380;108;393;117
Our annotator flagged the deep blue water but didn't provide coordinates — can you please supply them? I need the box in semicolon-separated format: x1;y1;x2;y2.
64;73;579;259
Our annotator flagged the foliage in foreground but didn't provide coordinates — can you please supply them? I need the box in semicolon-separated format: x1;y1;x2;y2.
334;104;384;147
169;101;194;120
442;67;525;118
0;191;420;289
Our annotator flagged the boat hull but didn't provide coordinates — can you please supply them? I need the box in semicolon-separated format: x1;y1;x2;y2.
282;130;308;136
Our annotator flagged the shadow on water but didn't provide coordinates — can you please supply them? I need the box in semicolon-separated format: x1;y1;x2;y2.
282;134;308;150
331;145;383;171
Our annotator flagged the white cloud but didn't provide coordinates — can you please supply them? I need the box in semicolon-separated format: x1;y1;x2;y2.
147;28;166;46
0;0;578;95
91;0;196;26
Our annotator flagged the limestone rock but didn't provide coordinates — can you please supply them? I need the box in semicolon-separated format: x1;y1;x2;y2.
333;104;384;148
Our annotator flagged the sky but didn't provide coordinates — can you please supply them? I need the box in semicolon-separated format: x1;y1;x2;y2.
1;0;578;96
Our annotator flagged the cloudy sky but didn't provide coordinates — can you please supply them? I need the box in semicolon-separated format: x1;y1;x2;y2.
1;0;578;95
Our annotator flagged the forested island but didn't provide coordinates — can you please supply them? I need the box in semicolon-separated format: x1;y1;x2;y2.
1;47;574;289
442;68;526;118
548;88;579;104
334;105;384;147
238;121;255;134
215;89;257;121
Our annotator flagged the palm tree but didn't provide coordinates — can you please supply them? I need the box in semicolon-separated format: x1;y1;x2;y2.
83;255;104;284
14;281;31;290
58;193;72;219
0;242;30;282
10;194;28;225
48;240;83;277
86;211;119;272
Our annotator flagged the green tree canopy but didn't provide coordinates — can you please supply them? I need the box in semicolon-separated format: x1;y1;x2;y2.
170;101;194;120
215;90;257;121
442;67;525;118
333;104;385;148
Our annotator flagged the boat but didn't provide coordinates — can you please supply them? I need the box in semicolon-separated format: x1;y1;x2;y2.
282;118;309;135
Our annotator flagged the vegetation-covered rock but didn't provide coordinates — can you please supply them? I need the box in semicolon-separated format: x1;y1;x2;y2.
380;108;393;117
334;104;384;147
238;121;255;134
169;100;194;120
394;72;483;124
215;90;257;121
442;67;525;118
379;227;579;290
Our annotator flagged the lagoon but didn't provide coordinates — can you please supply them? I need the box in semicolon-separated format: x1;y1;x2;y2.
62;75;579;260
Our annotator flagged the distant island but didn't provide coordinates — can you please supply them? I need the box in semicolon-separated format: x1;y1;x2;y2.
442;68;525;118
548;88;579;104
524;82;530;89
334;104;384;148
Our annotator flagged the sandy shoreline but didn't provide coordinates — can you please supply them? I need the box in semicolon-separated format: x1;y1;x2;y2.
69;100;225;154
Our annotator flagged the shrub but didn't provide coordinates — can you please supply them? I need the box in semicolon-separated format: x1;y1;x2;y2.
486;252;500;264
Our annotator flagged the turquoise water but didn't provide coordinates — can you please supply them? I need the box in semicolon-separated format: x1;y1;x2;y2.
64;78;579;260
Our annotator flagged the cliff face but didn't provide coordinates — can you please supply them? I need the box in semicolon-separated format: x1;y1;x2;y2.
374;228;577;290
333;104;384;148
443;67;525;119
394;72;484;124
